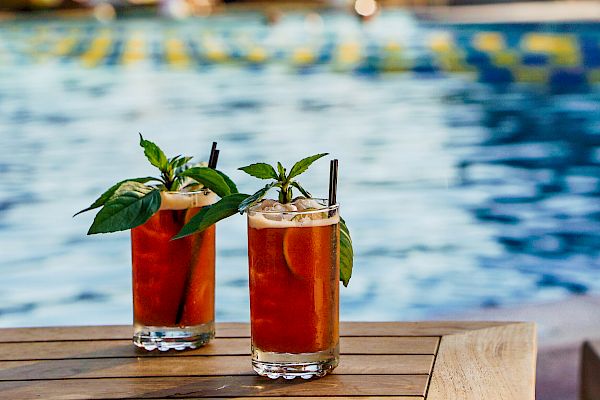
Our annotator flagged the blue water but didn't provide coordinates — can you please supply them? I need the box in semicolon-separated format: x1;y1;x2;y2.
0;13;599;327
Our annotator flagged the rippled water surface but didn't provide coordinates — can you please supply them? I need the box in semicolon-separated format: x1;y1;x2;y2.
1;16;599;327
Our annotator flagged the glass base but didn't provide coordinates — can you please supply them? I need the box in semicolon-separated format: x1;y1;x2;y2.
133;321;214;351
252;344;339;379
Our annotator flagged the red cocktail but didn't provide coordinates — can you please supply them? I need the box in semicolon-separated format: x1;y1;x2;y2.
131;190;216;351
247;199;340;378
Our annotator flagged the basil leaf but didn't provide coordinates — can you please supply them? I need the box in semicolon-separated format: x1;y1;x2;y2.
174;193;250;239
139;133;168;172
214;169;238;194
238;182;277;213
87;182;161;234
339;217;353;287
238;163;278;180
290;181;311;198
179;167;231;198
277;162;286;180
170;155;193;171
288;153;328;180
74;177;158;217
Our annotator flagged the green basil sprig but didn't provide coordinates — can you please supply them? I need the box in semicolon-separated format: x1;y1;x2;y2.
176;153;354;286
237;153;328;210
75;134;237;235
87;182;161;235
173;193;250;240
339;217;353;287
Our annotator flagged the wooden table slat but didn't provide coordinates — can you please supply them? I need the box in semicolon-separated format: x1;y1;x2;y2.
0;354;434;380
426;322;536;400
0;375;430;399
0;323;249;343
141;398;424;400
0;336;439;361
0;322;508;343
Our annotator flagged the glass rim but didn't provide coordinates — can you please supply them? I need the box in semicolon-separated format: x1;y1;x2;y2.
161;188;212;196
248;198;339;215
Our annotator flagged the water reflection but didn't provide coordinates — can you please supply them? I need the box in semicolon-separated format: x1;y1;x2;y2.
1;18;600;326
447;83;600;297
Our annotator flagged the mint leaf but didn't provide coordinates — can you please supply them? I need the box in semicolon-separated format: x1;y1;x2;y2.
288;153;328;180
290;181;311;198
339;217;353;287
277;162;286;180
179;167;231;198
174;193;250;239
214;169;238;194
74;177;158;217
87;182;161;234
238;182;277;213
238;163;278;180
139;133;168;172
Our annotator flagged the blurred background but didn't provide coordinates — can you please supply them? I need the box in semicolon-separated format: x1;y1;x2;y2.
0;0;599;398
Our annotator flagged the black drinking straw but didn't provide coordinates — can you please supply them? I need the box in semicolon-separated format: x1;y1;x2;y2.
211;150;220;169
208;142;218;169
328;159;338;216
175;142;219;325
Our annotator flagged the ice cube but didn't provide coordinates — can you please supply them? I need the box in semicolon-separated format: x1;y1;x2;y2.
268;203;286;212
260;199;277;208
294;198;322;211
249;199;275;212
282;203;298;212
264;213;283;221
252;199;299;215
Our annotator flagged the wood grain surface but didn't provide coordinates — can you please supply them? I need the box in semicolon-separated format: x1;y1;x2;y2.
0;322;536;399
0;354;435;380
0;336;439;361
0;375;430;398
0;321;506;342
427;322;536;400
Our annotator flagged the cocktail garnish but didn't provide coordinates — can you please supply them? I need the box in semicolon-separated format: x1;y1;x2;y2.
339;216;353;287
74;134;237;235
238;153;328;209
175;154;354;286
282;227;314;279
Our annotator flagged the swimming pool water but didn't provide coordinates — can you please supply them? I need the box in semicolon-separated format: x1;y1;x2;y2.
0;14;599;327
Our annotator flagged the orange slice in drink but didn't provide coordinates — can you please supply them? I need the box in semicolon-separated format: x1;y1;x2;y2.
283;226;325;279
283;228;308;278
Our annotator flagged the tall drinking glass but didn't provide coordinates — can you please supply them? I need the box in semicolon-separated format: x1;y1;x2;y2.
247;200;340;379
131;190;217;351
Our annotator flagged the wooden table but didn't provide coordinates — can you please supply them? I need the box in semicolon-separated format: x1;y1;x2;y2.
0;322;536;399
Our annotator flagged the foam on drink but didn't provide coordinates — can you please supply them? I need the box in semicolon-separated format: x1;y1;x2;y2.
160;190;218;210
247;198;339;229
